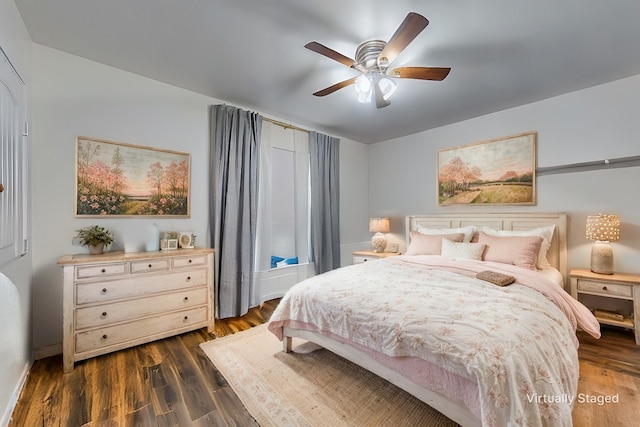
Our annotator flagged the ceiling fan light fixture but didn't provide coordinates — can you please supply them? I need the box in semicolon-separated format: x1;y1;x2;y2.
378;76;397;100
355;74;373;103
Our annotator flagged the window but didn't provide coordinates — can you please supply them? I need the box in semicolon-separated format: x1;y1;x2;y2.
0;47;28;267
255;122;310;270
271;147;297;257
253;121;313;304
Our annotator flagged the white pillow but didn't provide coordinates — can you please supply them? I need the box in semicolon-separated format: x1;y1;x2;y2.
481;225;555;269
441;238;486;260
416;225;475;243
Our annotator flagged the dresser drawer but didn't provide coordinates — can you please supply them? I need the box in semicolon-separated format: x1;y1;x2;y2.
577;279;632;298
76;263;128;279
75;287;208;329
172;254;208;268
75;306;208;354
76;269;208;304
130;259;170;274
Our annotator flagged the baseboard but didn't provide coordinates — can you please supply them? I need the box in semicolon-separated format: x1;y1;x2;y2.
33;342;62;360
0;361;31;427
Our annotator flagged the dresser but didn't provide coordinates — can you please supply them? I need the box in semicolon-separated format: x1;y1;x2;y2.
570;268;640;345
58;248;215;372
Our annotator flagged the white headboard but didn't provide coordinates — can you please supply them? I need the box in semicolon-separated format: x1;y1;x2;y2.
406;212;568;281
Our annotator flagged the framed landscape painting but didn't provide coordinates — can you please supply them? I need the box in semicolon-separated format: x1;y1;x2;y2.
75;136;191;217
437;132;536;205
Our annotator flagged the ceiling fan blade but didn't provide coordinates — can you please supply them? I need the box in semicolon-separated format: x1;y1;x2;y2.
389;66;451;81
305;41;357;68
312;76;358;97
378;12;429;66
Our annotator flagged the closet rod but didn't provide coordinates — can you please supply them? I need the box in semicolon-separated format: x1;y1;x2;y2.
537;154;640;176
263;117;310;134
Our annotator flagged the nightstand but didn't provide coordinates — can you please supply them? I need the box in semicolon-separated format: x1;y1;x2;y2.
570;268;640;345
352;250;400;264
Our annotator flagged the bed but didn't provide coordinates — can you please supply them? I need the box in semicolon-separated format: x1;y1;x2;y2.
268;213;601;426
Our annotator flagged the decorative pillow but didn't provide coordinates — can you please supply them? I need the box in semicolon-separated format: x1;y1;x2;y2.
481;225;555;269
406;232;465;255
477;232;544;270
271;256;299;268
271;256;285;268
416;225;475;243
441;238;486;261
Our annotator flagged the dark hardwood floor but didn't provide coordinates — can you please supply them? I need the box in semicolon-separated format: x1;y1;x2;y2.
9;300;640;426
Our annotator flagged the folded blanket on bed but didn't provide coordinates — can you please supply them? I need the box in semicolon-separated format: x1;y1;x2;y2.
476;270;516;286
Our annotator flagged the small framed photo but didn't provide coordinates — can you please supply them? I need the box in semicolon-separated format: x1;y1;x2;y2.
178;232;195;248
167;239;178;250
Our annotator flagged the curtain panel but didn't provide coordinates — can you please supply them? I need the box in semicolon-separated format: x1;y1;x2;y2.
309;131;341;274
210;105;263;318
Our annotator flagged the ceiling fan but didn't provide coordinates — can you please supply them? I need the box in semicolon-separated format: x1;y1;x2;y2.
305;12;451;108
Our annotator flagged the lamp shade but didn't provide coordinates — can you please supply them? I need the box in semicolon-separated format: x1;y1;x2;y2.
586;214;620;242
369;217;390;233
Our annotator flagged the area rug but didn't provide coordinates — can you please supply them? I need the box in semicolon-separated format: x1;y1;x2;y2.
200;324;459;427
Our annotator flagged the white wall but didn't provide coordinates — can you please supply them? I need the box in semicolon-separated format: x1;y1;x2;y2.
29;44;370;354
0;0;33;424
339;134;371;262
369;74;640;279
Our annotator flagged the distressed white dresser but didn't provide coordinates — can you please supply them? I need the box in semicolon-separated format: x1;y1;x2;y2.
58;248;214;372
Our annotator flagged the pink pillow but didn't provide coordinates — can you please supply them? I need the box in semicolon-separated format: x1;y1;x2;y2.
477;232;543;270
406;232;465;255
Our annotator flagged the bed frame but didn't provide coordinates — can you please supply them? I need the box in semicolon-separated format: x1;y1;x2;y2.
283;212;568;427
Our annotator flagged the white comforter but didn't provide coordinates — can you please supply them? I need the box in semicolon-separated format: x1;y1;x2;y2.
268;255;600;427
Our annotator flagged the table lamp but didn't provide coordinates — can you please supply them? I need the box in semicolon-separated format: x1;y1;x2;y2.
369;217;390;253
586;213;620;275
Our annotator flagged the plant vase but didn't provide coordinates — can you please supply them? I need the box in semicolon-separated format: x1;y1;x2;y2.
88;242;105;255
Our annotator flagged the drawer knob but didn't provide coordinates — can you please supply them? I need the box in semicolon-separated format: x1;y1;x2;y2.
184;316;188;320
602;286;608;291
101;312;107;317
188;259;192;263
148;264;152;268
184;297;189;301
101;269;106;273
186;276;191;281
102;334;108;340
101;288;107;293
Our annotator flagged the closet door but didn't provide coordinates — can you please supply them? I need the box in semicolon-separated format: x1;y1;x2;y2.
0;48;28;266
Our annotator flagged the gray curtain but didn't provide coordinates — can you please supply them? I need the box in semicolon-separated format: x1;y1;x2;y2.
210;104;262;318
309;131;341;274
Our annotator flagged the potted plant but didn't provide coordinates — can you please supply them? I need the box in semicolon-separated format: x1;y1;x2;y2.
74;225;114;255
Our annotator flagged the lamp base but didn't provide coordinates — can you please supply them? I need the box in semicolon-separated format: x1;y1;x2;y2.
590;241;614;275
371;232;387;253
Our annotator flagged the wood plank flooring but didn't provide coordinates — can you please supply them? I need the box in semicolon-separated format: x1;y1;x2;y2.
9;300;640;426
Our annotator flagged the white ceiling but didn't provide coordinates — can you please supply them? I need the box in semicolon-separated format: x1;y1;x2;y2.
15;0;640;143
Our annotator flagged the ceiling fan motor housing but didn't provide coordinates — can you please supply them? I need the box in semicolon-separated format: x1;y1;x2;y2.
355;40;388;70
